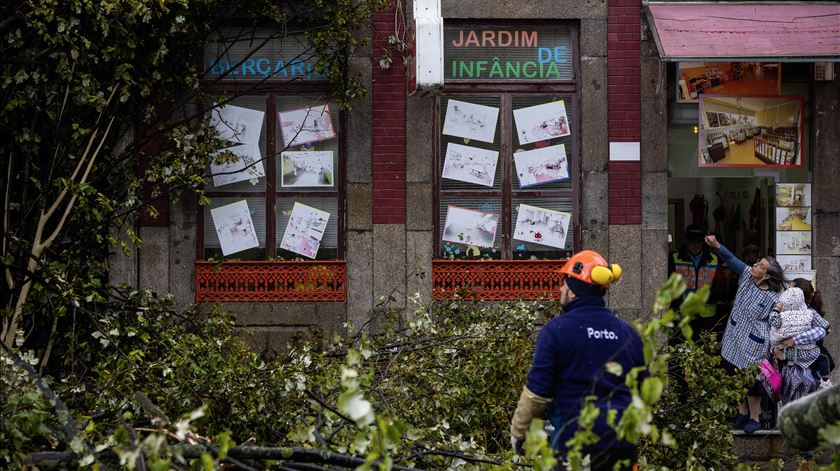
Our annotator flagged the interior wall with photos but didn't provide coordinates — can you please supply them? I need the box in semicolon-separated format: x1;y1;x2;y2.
670;81;810;178
668;63;815;278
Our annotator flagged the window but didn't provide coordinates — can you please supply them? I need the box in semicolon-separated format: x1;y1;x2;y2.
434;22;579;261
198;28;344;262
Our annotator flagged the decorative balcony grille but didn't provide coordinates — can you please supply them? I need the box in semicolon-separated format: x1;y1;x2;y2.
432;259;566;301
195;261;347;302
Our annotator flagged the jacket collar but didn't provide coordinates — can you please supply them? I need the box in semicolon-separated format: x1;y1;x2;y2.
678;246;714;266
563;296;608;313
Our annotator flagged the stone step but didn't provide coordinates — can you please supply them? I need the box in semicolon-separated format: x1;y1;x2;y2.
733;429;835;467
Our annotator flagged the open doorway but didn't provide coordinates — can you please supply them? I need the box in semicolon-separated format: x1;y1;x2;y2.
668;177;774;264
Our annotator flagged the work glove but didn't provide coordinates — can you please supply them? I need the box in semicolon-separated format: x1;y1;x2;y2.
510;386;552;439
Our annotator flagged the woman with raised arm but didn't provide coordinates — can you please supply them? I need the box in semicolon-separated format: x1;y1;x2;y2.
704;234;786;434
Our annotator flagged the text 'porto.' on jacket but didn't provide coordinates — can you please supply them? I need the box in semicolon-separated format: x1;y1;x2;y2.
525;296;646;452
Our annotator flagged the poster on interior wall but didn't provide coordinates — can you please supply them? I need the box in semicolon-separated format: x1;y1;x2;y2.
210;200;260;256
698;95;803;168
210;144;265;187
513;100;571;145
441;99;499;143
210;104;264;145
776;255;811;272
278;104;336;148
513;204;570;249
776;231;812;255
775;207;812;231
676;62;781;104
280;151;334;187
776;183;811;207
441;143;499;187
279;202;330;259
441;205;499;248
513;144;569;187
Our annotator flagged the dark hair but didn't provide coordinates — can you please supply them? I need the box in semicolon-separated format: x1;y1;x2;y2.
764;256;786;293
791;278;824;316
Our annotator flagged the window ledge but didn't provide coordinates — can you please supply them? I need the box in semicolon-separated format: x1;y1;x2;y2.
432;259;566;301
195;260;346;302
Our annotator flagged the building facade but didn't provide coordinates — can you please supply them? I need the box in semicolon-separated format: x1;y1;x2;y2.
111;0;840;372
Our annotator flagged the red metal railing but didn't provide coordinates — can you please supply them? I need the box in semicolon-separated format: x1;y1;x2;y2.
432;259;566;301
195;261;347;302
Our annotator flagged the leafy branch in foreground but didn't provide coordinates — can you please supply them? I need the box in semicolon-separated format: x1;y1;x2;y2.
4;276;836;470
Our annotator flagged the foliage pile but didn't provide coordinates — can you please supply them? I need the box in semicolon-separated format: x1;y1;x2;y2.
5;276;838;469
2;289;550;469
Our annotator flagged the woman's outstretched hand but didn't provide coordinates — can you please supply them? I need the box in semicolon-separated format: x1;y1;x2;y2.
705;234;721;250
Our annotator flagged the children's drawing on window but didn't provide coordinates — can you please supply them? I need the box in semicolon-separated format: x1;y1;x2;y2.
441;206;499;249
210;104;264;146
278;104;336;148
513;100;571;145
210;200;260;256
441;143;499;187
513;204;570;249
210;144;265;187
441;99;500;144
513;144;569;188
280;202;330;259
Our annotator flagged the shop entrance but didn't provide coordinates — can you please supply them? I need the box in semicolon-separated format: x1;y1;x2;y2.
668;177;774;265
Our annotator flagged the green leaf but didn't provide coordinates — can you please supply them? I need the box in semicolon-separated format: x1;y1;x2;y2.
605;361;623;376
641;377;664;405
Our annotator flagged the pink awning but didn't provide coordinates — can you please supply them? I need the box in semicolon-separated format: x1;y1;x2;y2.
645;2;840;61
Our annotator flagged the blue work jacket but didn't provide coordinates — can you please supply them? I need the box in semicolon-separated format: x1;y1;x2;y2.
526;296;645;452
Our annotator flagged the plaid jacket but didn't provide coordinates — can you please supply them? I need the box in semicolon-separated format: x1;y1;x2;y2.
782;311;830;368
717;245;781;369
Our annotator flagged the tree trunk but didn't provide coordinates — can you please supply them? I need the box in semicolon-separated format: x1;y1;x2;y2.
777;386;840;450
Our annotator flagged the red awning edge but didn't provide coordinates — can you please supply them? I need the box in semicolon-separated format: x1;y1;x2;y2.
643;1;840;62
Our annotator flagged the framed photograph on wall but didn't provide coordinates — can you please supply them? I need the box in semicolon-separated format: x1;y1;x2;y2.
698;95;803;168
775;207;812;231
776;255;811;272
210;104;265;145
776;183;811;207
776;231;812;255
676;62;781;104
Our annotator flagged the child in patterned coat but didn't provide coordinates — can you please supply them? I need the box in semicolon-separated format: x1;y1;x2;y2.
770;287;830;405
770;287;819;352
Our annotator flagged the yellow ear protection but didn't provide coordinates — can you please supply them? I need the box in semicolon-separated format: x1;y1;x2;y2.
590;263;623;287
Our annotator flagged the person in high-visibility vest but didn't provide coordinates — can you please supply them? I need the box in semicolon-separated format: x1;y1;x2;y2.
668;224;720;301
668;224;735;337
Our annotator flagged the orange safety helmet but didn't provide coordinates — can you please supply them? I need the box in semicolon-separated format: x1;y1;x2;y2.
559;250;623;288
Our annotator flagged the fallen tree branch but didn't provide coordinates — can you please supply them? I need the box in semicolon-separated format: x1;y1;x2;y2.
1;343;82;446
26;445;425;470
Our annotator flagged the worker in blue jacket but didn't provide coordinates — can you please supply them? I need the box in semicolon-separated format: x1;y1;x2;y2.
510;250;645;470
